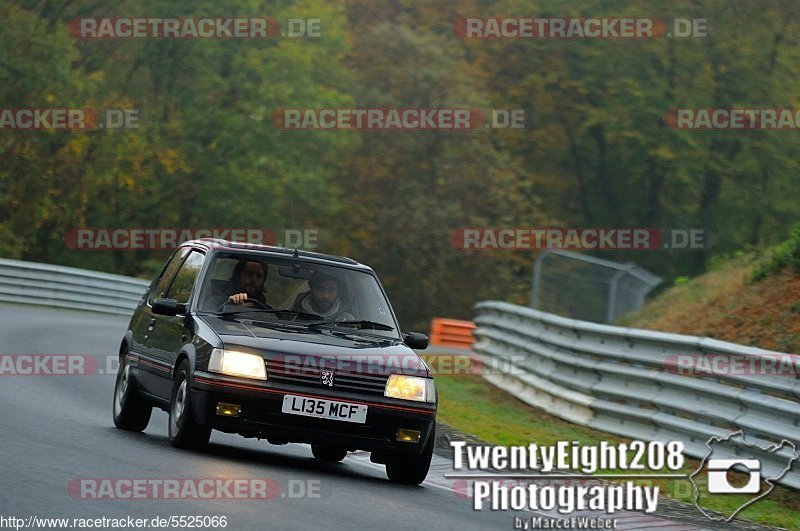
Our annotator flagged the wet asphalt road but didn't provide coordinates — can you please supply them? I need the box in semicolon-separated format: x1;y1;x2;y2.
0;303;516;530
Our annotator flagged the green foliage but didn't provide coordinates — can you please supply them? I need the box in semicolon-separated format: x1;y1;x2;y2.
0;0;353;275
752;226;800;281
0;223;22;259
2;0;800;329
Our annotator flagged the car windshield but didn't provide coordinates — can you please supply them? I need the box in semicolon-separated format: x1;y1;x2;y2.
196;252;399;338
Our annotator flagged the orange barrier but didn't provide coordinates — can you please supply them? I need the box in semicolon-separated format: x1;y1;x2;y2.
429;318;476;349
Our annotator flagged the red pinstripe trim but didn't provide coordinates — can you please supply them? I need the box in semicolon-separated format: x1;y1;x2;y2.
139;358;171;372
194;376;436;416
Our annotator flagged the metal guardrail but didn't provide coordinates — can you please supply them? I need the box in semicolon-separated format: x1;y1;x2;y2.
473;300;800;489
0;258;149;315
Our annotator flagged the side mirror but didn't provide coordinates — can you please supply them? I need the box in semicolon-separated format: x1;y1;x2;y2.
152;298;186;316
403;332;429;350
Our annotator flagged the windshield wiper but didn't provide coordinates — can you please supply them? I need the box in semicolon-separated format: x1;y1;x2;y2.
307;320;395;331
325;330;389;344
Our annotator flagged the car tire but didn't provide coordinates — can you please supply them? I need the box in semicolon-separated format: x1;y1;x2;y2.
385;425;435;485
311;444;348;462
113;350;152;432
168;360;211;450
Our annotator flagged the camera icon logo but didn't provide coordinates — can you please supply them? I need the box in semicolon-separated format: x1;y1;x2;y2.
707;459;761;494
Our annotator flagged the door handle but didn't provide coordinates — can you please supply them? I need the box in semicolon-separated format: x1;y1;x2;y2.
148;318;156;331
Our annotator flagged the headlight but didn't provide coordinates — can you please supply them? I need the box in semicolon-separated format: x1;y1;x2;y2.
384;374;436;403
209;348;267;380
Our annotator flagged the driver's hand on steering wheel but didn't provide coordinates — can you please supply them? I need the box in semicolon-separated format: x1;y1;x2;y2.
228;293;251;305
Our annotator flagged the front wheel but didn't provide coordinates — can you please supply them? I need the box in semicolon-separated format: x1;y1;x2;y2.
385;425;434;485
168;360;211;450
113;351;152;432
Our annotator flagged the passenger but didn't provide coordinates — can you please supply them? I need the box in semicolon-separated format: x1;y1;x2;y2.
290;271;353;320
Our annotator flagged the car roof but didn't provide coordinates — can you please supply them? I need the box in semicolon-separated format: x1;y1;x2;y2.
186;238;372;271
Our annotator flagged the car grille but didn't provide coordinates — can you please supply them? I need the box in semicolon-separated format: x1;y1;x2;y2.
268;357;388;396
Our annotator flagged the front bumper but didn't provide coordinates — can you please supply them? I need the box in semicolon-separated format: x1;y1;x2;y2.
191;371;436;455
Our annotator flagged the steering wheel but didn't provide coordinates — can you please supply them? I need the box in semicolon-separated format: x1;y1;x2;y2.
240;297;270;309
218;296;271;312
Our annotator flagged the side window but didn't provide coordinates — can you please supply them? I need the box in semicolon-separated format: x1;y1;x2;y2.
165;251;205;304
149;248;190;304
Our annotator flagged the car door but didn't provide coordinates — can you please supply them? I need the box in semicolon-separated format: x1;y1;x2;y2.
131;247;189;397
146;249;206;400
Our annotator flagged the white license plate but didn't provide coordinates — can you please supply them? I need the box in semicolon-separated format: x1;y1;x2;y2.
281;395;368;424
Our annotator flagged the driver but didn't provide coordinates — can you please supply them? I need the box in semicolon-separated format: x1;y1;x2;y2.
290;271;353;320
223;259;271;308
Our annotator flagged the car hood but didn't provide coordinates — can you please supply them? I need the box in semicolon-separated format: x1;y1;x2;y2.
200;315;430;378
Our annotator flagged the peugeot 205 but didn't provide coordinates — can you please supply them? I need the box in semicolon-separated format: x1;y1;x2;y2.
112;239;436;484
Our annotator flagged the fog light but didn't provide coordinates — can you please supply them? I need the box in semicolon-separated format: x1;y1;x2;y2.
216;402;241;417
396;429;421;443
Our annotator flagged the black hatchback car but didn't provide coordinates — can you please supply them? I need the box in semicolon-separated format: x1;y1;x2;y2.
112;239;436;484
